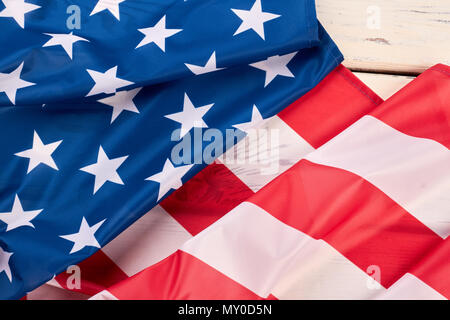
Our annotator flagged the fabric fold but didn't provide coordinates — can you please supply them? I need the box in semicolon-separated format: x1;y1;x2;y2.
0;2;342;298
0;0;320;106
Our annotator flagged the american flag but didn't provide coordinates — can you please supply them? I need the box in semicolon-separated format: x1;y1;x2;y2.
0;0;343;299
26;64;450;300
1;0;449;301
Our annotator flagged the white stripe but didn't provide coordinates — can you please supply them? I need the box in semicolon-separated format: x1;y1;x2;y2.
181;202;304;297
375;273;446;300
181;201;445;300
219;115;314;192
272;240;381;299
275;255;446;300
181;202;376;298
305;115;450;238
90;289;118;300
102;205;192;276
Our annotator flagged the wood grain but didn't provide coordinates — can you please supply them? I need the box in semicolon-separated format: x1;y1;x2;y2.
317;0;450;74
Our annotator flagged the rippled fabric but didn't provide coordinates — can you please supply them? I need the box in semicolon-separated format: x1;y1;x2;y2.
0;0;342;299
0;0;319;105
89;65;449;301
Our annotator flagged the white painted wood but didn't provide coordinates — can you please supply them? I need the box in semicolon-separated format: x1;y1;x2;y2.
317;0;450;74
354;72;415;100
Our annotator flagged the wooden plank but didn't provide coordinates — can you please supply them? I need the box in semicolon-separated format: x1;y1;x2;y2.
317;0;450;74
354;72;415;100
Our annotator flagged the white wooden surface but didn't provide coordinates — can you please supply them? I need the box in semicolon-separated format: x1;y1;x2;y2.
354;72;415;100
317;0;450;75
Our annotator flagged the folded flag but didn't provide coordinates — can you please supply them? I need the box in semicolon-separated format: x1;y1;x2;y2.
0;0;342;299
87;64;448;300
25;64;384;299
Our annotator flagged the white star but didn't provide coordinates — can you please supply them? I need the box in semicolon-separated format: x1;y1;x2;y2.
42;32;89;60
185;51;224;75
0;0;40;28
80;146;128;194
250;52;297;87
232;105;273;134
15;131;62;174
146;159;194;201
0;246;13;282
165;93;214;138
97;88;141;123
59;217;106;254
86;66;134;97
136;15;182;51
231;0;280;40
0;195;43;232
0;62;35;105
90;0;126;21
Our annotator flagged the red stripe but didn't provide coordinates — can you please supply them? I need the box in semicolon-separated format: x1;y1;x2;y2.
250;160;447;296
278;64;383;149
108;250;275;300
412;238;450;299
371;64;450;148
161;162;254;235
55;250;128;296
